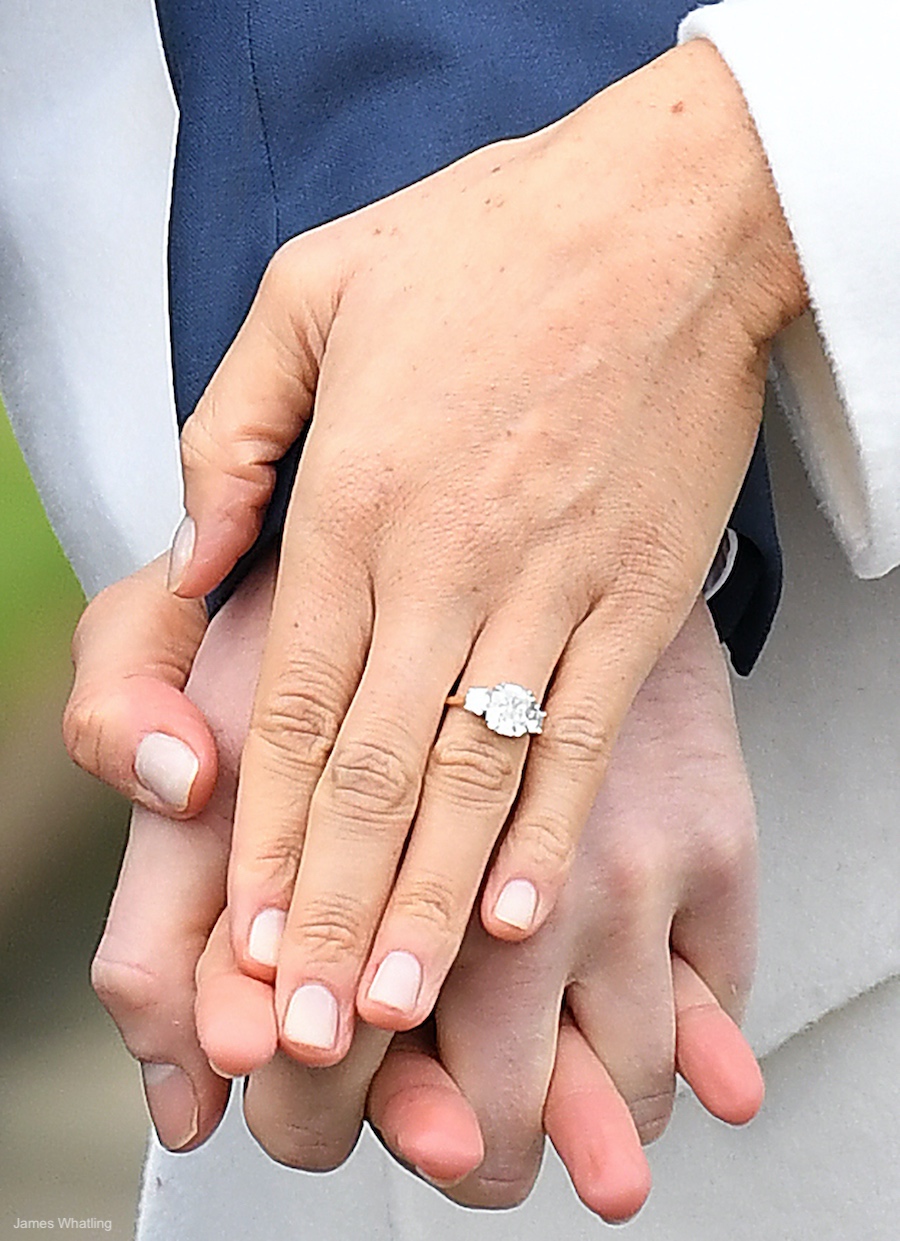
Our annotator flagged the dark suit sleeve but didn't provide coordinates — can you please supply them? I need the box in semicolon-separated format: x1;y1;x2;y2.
706;430;781;675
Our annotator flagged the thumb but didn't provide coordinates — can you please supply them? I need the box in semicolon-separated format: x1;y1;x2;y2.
169;233;340;599
63;556;217;816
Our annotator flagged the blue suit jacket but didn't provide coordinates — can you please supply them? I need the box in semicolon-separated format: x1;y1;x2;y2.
156;0;780;673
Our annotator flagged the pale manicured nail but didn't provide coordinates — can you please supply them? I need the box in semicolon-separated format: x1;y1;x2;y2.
135;732;200;811
284;984;339;1050
493;879;538;930
141;1063;199;1151
367;950;422;1014
247;908;286;968
167;514;196;592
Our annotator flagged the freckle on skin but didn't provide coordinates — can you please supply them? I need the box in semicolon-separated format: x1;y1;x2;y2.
671;100;685;114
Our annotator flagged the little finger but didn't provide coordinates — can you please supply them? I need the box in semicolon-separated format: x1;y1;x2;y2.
482;601;671;941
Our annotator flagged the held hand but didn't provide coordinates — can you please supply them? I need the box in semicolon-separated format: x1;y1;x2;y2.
166;41;805;1064
84;561;408;1172
83;561;275;1153
196;596;761;1222
71;555;760;1214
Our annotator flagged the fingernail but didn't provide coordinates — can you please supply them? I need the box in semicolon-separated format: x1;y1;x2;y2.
493;879;538;931
167;514;196;592
366;951;422;1014
414;1166;461;1190
247;908;286;968
135;732;200;811
208;1058;241;1081
284;984;339;1050
141;1063;199;1151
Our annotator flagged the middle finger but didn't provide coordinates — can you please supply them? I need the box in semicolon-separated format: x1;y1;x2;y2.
272;595;476;1064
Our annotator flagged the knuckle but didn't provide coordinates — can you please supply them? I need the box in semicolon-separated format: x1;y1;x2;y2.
61;693;100;773
390;874;461;938
327;737;418;819
519;811;576;877
261;242;300;300
613;515;687;589
91;956;168;1058
179;405;224;475
629;1089;675;1146
685;794;758;906
181;400;275;501
602;837;663;913
246;832;304;884
288;896;366;963
703;815;757;887
252;670;342;775
543;710;615;769
429;734;516;804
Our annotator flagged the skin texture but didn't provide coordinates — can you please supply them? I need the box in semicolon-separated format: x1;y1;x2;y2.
80;557;762;1223
164;41;807;1063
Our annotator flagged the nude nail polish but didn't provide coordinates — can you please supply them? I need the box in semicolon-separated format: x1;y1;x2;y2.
135;732;200;811
247;908;286;968
493;879;538;931
284;984;339;1050
367;951;422;1014
167;514;196;592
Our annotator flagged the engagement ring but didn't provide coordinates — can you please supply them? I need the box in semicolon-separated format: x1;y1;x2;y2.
446;682;546;738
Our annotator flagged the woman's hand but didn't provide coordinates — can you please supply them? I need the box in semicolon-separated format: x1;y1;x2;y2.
167;40;804;1062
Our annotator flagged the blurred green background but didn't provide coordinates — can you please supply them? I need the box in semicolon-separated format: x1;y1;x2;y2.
0;402;146;1238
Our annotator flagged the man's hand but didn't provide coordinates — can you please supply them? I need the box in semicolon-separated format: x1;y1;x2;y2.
188;586;762;1222
165;40;805;1063
81;559;400;1163
63;558;215;818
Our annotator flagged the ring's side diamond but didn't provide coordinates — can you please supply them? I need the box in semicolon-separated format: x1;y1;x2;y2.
464;686;492;717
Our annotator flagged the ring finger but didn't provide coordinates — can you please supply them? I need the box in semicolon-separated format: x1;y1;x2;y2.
353;604;573;1030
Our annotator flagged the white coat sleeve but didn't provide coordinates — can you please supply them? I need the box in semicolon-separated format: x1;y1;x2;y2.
679;0;900;579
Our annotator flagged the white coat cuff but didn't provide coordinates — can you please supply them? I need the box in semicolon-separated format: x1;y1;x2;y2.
679;1;900;579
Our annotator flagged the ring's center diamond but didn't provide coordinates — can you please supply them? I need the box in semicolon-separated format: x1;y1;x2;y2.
465;682;545;737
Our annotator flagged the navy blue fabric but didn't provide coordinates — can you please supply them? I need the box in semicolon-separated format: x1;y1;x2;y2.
156;0;781;672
